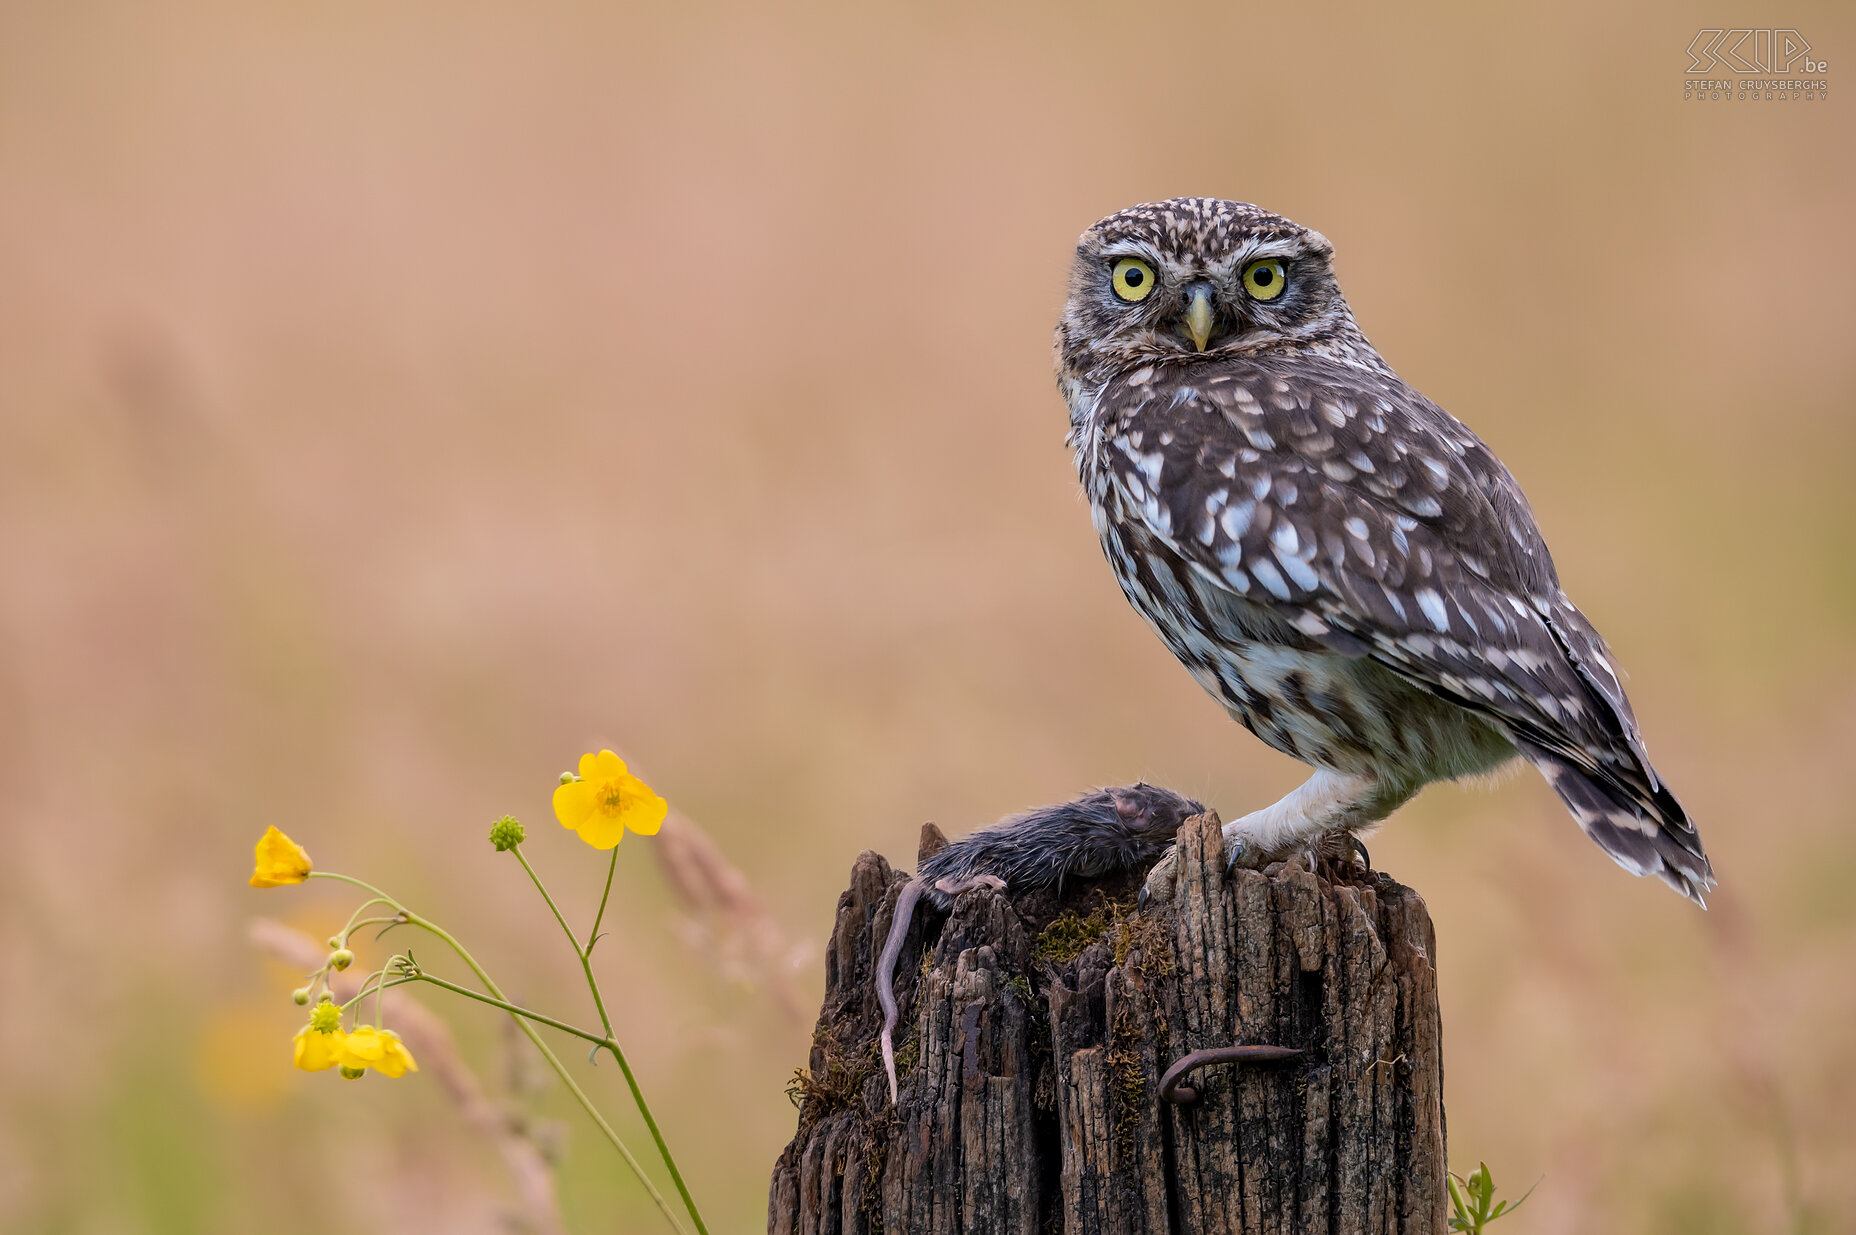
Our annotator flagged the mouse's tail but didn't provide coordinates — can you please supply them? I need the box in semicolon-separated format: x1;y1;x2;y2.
877;879;925;1106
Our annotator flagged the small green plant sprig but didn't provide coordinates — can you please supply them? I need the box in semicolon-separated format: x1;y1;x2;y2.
1448;1161;1536;1232
250;749;707;1235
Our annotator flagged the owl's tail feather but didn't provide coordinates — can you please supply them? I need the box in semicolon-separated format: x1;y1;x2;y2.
1514;738;1715;907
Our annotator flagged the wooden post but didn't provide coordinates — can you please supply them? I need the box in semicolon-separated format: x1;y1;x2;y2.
769;812;1448;1234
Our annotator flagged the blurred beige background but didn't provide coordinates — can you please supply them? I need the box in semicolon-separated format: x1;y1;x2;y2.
1;2;1852;1232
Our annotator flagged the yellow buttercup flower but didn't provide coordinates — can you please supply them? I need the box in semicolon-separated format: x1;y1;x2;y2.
293;1012;345;1072
553;750;667;850
335;1025;418;1078
250;826;313;887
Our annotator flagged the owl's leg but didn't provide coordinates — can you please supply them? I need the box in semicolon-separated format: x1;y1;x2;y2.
1140;769;1413;906
1219;768;1412;859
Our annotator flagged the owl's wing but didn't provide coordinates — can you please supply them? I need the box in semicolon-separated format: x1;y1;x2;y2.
1094;356;1712;898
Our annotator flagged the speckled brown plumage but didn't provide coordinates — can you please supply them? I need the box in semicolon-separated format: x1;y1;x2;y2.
1057;197;1713;904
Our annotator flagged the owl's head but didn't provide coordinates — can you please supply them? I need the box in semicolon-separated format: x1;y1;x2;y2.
1056;197;1377;390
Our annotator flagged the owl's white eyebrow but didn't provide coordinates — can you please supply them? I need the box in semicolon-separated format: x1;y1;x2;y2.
1228;238;1303;264
1099;242;1163;262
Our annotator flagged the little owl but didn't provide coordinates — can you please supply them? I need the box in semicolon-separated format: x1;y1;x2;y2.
1056;197;1713;905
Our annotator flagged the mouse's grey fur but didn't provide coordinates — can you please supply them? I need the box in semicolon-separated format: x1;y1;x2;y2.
877;783;1206;1103
916;783;1206;908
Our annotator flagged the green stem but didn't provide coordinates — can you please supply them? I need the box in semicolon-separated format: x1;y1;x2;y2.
374;959;715;1235
341;975;410;1014
511;849;579;951
340;971;377;1026
404;911;691;1235
337;898;396;942
375;959;711;1235
511;844;709;1235
343;916;403;942
595;1021;705;1235
308;870;398;902
395;972;611;1050
587;846;619;953
305;871;685;1235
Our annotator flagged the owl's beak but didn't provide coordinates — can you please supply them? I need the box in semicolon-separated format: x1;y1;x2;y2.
1182;285;1215;352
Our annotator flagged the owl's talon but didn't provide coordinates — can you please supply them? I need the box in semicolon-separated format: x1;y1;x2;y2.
1221;825;1263;873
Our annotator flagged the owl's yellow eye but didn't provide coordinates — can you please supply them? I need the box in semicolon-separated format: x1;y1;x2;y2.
1242;259;1288;301
1111;257;1157;303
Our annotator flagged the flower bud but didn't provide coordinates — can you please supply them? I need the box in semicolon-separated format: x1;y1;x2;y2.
330;948;354;971
489;815;527;852
291;987;312;1006
560;771;580;785
327;936;341;949
340;1065;366;1080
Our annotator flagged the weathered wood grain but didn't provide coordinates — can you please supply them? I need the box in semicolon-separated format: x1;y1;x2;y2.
769;812;1447;1234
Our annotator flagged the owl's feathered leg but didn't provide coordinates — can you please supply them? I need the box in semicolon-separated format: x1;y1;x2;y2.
1220;768;1414;856
1140;768;1415;906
